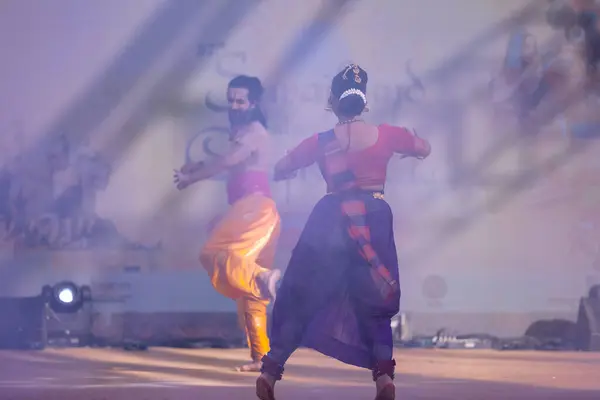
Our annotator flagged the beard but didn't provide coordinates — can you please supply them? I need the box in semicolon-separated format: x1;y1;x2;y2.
228;108;254;127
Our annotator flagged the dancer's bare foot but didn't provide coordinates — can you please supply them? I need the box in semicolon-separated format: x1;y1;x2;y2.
258;269;281;301
235;361;261;372
256;372;276;400
374;375;395;400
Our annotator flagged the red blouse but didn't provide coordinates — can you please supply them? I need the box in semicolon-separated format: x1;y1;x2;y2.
278;124;426;189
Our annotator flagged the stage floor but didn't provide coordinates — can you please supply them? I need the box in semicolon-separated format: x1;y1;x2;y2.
0;347;598;399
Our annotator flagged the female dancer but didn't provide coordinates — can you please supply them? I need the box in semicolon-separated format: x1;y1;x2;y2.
256;64;431;400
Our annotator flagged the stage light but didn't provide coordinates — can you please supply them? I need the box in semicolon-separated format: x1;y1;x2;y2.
41;282;94;346
43;281;91;314
58;287;74;304
53;281;77;306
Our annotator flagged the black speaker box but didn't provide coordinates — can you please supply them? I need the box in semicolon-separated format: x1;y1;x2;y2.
0;295;47;349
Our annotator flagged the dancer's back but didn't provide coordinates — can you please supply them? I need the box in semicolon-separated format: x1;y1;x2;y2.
277;122;430;192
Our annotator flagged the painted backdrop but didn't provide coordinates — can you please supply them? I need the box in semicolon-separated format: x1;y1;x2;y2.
1;0;599;335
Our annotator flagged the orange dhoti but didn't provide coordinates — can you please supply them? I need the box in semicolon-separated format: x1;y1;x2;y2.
199;193;281;362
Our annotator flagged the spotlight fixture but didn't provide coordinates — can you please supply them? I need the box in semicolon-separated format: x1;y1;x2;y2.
42;281;91;314
41;282;93;346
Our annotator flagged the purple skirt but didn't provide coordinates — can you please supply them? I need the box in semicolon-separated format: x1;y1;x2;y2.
269;191;400;369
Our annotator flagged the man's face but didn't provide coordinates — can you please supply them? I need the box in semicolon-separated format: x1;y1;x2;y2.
227;87;255;127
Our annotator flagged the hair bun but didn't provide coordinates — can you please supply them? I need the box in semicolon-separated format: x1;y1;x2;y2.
330;64;369;116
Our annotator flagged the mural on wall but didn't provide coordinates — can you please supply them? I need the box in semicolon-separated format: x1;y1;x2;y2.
490;29;559;124
3;0;600;316
476;0;600;296
537;2;600;233
186;48;426;179
488;0;600;137
177;2;598;265
186;31;428;253
0;131;157;259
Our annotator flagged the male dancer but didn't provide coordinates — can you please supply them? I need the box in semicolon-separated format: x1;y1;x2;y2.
175;75;281;372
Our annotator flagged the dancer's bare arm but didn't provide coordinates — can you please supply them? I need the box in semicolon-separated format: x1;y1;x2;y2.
384;125;431;159
175;126;261;189
274;135;319;181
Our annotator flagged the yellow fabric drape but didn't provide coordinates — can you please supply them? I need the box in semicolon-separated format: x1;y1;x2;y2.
200;193;280;361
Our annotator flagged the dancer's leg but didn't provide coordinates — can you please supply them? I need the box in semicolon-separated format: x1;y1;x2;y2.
199;194;280;300
198;194;281;371
235;297;269;371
